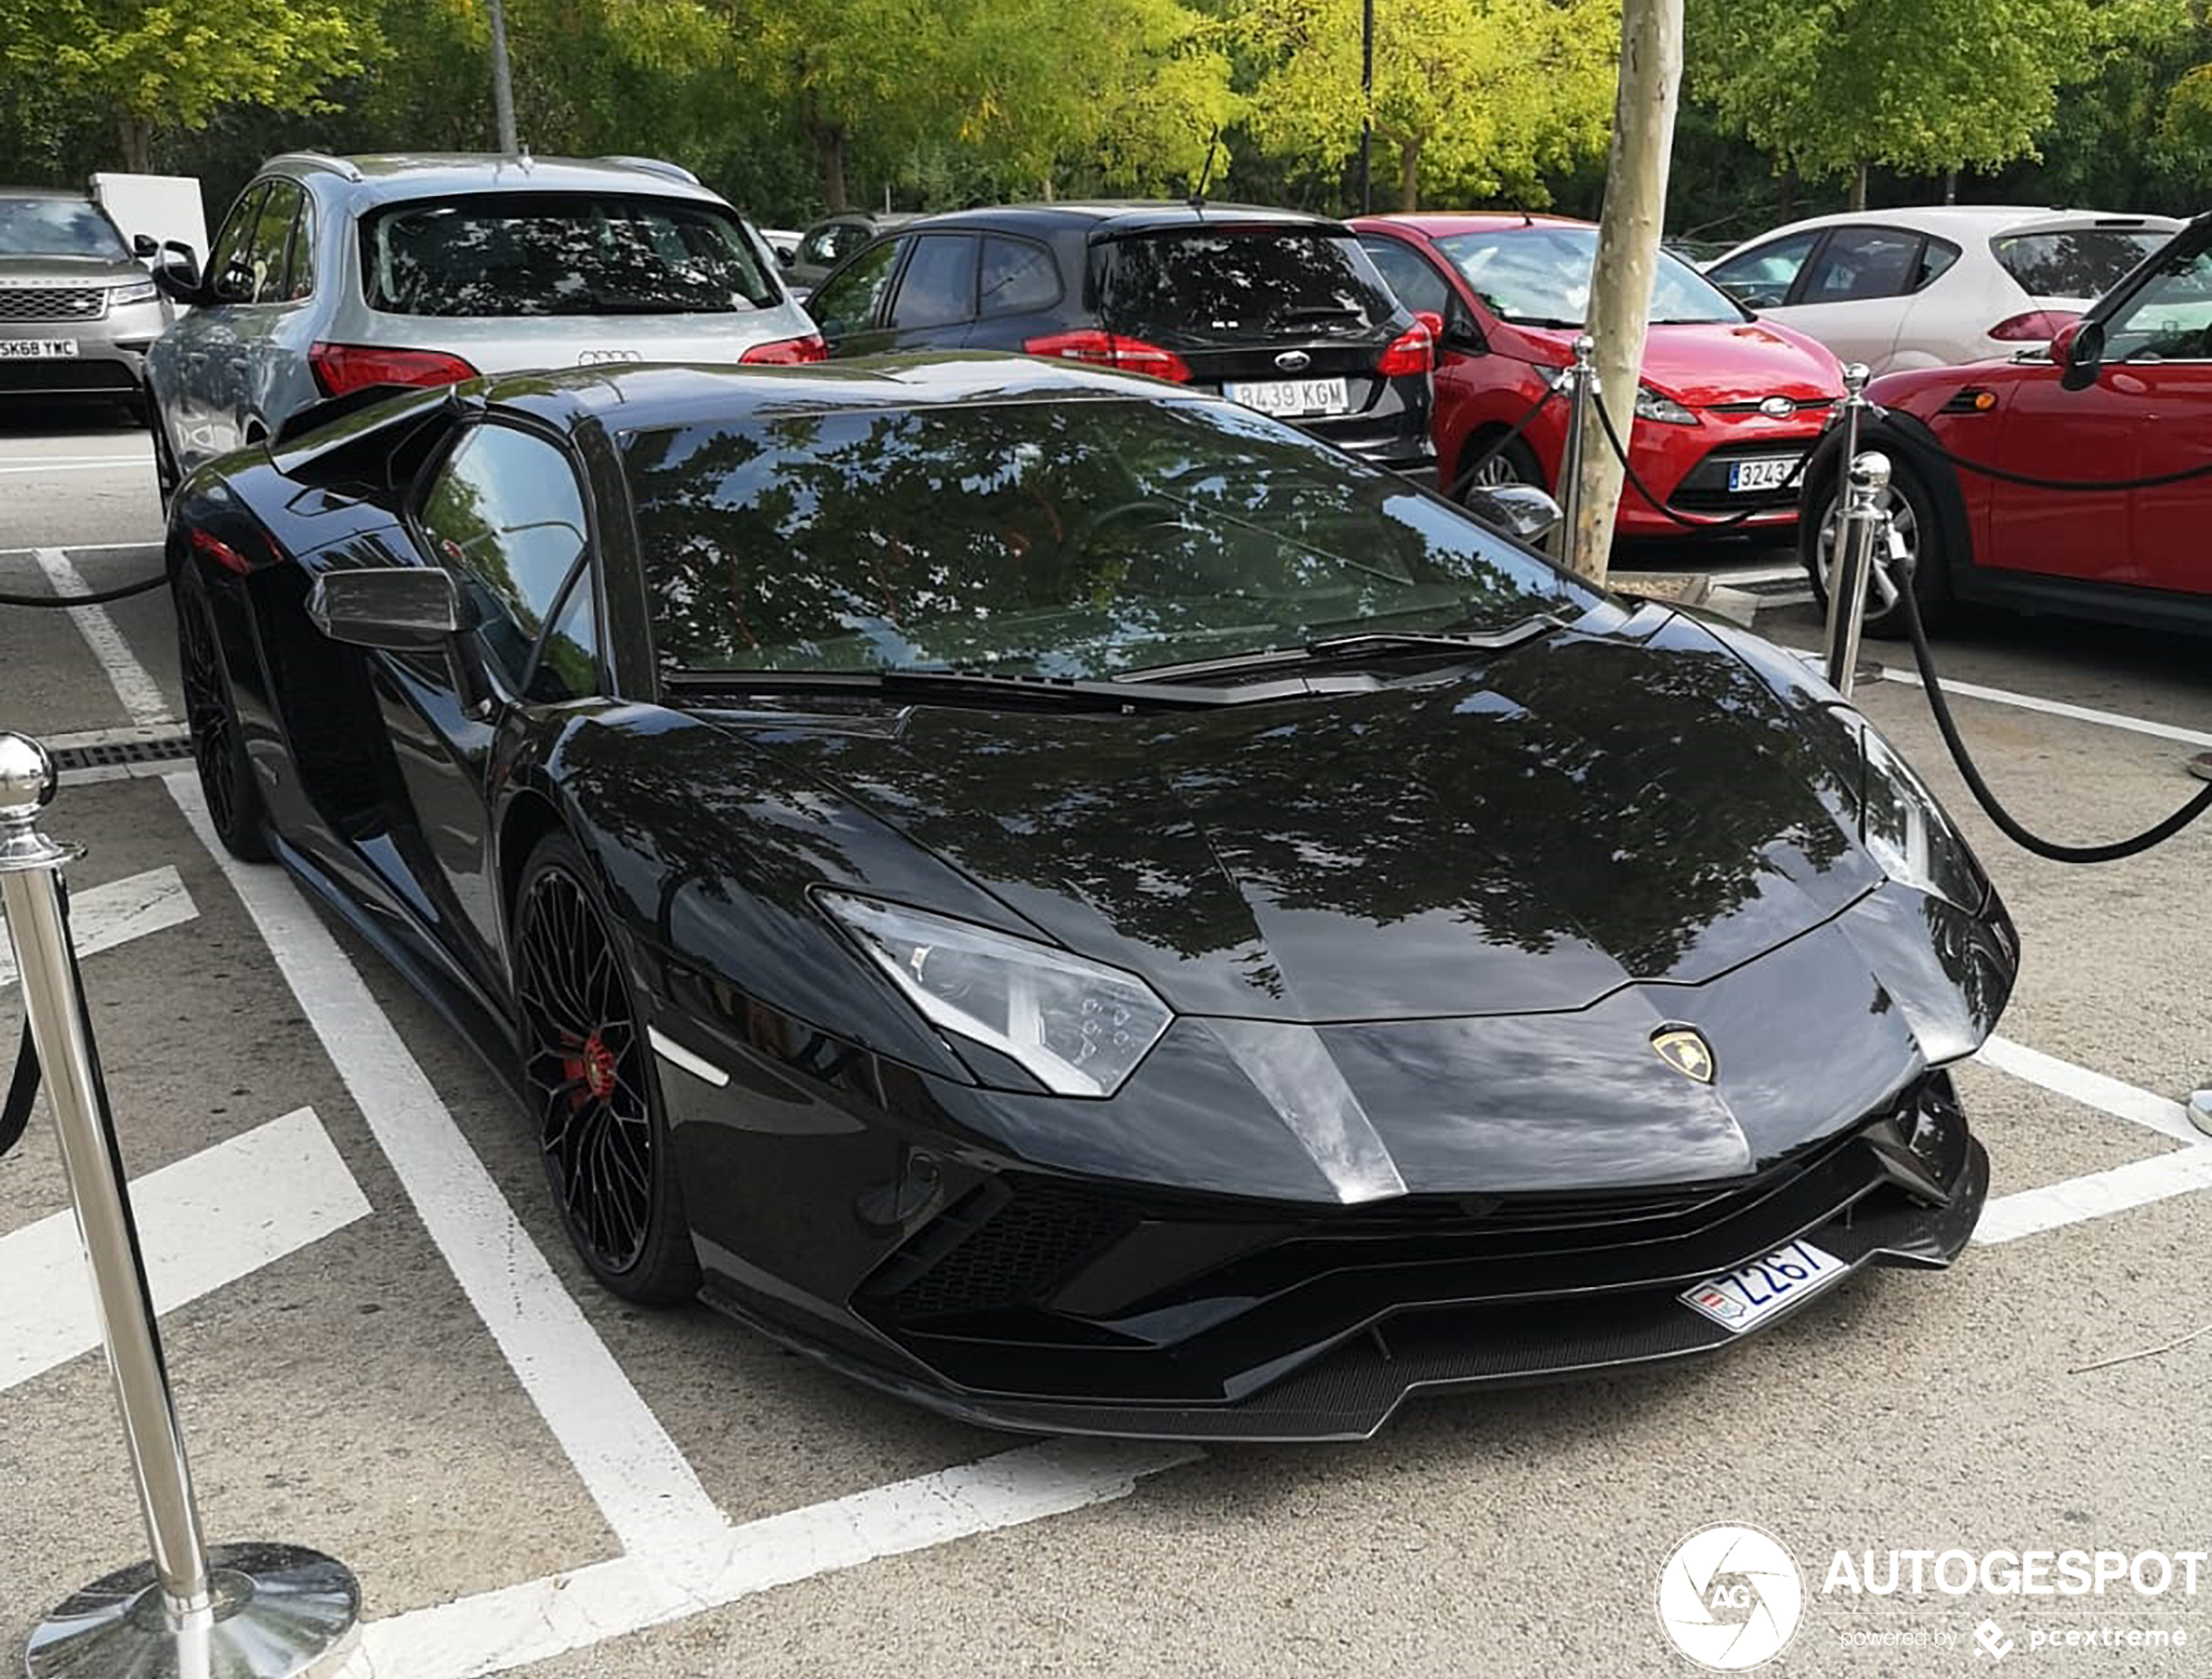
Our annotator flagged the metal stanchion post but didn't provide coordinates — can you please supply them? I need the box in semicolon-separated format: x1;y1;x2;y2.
1552;332;1596;565
1836;361;1870;476
0;733;361;1679
1824;451;1891;699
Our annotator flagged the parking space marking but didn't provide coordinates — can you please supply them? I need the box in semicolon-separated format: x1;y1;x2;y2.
0;865;195;988
348;1438;1201;1679
1879;666;2212;751
0;461;151;475
1974;1144;2212;1245
0;1106;370;1392
30;546;171;727
165;773;730;1560
0;542;162;556
1978;1035;2207;1150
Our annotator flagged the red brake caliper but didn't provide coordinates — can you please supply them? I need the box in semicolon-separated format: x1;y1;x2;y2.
559;1030;618;1111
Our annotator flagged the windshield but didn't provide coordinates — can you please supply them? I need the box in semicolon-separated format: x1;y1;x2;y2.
1992;229;2165;300
1435;226;1743;327
361;192;779;316
0;198;126;260
623;398;1591;680
1099;228;1399;345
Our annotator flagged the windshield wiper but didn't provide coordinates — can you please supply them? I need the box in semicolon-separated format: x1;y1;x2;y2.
663;667;1229;711
1123;614;1563;684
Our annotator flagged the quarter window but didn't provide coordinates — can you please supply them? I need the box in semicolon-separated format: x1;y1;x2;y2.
888;233;978;330
419;424;594;694
978;236;1059;317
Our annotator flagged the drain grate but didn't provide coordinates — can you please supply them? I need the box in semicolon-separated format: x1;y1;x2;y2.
50;732;193;772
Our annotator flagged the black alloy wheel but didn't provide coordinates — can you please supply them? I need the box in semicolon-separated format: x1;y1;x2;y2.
514;834;698;1304
176;565;269;860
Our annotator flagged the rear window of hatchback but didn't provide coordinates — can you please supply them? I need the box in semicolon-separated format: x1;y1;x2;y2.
1098;227;1399;346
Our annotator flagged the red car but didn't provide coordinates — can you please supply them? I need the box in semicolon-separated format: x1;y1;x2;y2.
1798;211;2212;637
1352;213;1844;536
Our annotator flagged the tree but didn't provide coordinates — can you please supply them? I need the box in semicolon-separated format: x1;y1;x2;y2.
1235;0;1621;211
1686;0;2096;209
0;0;376;172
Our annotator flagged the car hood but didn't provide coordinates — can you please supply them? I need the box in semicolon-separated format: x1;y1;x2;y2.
0;253;144;287
733;603;1884;1026
1514;319;1841;407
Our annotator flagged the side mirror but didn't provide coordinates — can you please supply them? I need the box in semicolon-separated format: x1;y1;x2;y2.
151;240;202;303
132;233;158;259
1443;307;1487;354
2054;318;2106;390
776;248;794;268
307;567;478;651
1460;482;1562;547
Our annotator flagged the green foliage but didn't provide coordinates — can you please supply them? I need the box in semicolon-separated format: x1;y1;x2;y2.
1235;0;1621;209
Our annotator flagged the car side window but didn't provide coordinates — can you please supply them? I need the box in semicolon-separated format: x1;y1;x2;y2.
246;180;303;303
284;194;317;301
205;183;268;304
888;233;978;330
1358;236;1453;318
1913;237;1959;293
1707;230;1819;310
418;423;596;698
1799;226;1923;304
977;235;1059;317
808;238;901;336
2103;247;2212;363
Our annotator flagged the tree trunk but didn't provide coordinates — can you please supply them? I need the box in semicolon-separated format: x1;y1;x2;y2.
1041;175;1055;203
812;123;848;214
1568;0;1683;584
1943;165;1959;205
1777;162;1797;221
116;112;153;173
1850;159;1869;212
1396;134;1422;212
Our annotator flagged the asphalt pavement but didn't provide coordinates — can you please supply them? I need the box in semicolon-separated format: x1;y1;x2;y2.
3;410;2209;1677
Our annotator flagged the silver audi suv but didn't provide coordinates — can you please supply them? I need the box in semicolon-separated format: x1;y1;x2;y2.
145;152;821;491
0;188;173;417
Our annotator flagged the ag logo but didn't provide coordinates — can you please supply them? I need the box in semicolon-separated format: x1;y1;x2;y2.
1657;1523;1803;1670
1651;1024;1716;1084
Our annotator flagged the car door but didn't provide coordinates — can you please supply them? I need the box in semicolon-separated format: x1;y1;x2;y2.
880;232;979;350
1775;226;1922;370
160;181;265;468
373;418;602;995
806;236;906;356
962;233;1068;351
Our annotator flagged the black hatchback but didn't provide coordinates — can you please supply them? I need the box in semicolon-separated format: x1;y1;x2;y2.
802;201;1436;480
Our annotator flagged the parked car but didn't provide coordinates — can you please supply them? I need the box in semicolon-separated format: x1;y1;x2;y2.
807;201;1436;479
0;186;172;417
1705;206;2180;374
1797;211;2212;638
756;226;801;265
168;351;2009;1438
143;152;821;494
1352;212;1839;532
786;211;916;292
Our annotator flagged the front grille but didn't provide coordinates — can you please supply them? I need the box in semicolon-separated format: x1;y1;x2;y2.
1704;394;1835;416
874;1180;1130;1321
0;287;106;322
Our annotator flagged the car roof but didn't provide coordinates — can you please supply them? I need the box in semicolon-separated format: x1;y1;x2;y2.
1353;212;1590;236
489;351;1215;431
906;200;1352;236
1723;205;2185;248
260;152;722;204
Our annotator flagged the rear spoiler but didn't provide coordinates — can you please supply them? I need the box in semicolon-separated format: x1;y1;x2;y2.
267;384;464;475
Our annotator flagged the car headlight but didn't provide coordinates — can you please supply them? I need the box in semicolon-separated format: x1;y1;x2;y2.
821;893;1172;1097
1857;718;1986;910
1634;384;1698;425
110;279;158;307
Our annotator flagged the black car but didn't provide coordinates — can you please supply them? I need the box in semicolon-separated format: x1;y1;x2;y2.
170;354;2012;1440
803;202;1438;481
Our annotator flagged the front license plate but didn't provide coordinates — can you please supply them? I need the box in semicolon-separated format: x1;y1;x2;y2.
1680;1238;1846;1333
0;339;78;359
1727;455;1797;494
1224;376;1349;417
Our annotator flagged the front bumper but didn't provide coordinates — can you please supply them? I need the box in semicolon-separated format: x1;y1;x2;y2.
0;296;165;401
702;1071;1987;1441
1615;407;1831;537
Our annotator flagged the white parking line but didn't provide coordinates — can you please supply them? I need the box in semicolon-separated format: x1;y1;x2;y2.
0;1107;371;1392
1878;667;2212;751
1978;1035;2208;1149
30;546;170;728
0;865;196;988
1975;1145;2212;1245
166;772;730;1560
347;1438;1199;1678
0;460;150;475
0;541;163;556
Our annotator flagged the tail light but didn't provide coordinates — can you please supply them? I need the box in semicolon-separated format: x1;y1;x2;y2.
1022;329;1190;382
309;342;479;397
739;333;828;364
1376;319;1435;377
1988;310;2080;342
188;526;253;576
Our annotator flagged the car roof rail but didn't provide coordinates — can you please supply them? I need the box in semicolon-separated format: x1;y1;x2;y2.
267;150;365;183
596;154;700;186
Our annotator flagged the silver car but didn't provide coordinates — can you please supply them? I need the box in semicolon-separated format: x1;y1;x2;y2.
146;152;822;492
0;188;173;415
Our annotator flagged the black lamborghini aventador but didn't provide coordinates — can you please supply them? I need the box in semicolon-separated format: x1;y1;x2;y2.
168;353;2017;1440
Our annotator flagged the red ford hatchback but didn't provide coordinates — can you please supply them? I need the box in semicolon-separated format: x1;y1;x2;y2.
1352;213;1845;535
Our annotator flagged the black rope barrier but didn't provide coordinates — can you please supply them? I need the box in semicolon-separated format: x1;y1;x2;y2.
1590;395;1813;530
1442;381;1561;502
0;568;171;609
